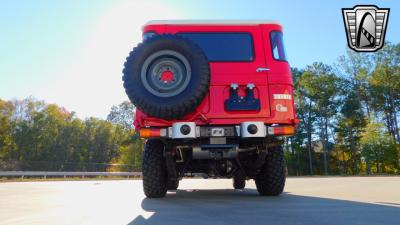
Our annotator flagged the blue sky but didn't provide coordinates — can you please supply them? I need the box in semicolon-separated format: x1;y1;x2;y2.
1;0;399;118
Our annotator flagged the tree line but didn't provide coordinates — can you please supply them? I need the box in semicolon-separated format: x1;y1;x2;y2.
0;43;399;174
0;99;142;172
287;43;400;175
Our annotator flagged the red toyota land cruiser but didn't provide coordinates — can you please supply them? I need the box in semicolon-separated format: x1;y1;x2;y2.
122;20;298;198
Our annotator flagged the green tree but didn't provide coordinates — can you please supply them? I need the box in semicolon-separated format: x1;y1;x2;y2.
107;101;135;130
110;137;144;172
0;99;15;160
294;68;316;175
299;63;340;175
337;49;373;117
370;63;400;142
106;101;142;171
360;122;399;174
335;91;367;174
286;68;314;175
4;98;135;171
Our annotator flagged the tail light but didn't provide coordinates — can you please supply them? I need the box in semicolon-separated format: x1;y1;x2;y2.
267;126;295;136
139;128;166;138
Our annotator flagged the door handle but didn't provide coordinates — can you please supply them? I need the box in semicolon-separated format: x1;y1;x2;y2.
256;67;270;72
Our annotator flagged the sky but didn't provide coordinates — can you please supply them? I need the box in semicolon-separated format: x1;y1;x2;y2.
1;0;399;119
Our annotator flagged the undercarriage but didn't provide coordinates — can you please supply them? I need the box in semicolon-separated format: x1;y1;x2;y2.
164;136;283;179
141;132;287;198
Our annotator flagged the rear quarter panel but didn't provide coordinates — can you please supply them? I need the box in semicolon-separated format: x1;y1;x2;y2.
261;24;296;124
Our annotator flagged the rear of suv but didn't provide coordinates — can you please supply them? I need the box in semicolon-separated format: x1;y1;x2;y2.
122;20;298;198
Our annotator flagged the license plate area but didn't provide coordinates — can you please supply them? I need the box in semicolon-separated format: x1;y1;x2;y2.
200;126;236;137
211;128;224;136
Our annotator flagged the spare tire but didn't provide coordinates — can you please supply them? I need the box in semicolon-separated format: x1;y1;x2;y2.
123;34;210;120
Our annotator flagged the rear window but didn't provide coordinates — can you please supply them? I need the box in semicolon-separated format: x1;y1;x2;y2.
270;31;287;61
178;32;254;62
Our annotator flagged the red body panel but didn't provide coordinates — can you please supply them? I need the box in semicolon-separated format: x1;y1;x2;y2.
134;23;297;130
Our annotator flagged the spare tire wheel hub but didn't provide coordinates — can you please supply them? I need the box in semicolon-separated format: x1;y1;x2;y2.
141;50;192;98
161;70;174;82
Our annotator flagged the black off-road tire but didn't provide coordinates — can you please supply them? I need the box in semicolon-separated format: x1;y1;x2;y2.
123;34;210;120
167;179;179;190
233;170;246;189
142;139;167;198
255;146;286;196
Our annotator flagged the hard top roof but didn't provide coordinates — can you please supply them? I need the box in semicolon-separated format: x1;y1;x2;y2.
144;20;282;26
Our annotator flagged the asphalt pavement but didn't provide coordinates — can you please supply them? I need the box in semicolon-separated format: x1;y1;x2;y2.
0;177;399;225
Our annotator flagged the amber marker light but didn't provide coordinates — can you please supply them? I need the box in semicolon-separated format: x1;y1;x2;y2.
139;128;162;138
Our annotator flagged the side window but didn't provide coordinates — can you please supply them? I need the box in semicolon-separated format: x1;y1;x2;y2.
143;32;156;40
270;31;287;61
178;32;254;62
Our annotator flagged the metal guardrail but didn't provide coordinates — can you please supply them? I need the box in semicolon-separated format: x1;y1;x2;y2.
0;171;142;178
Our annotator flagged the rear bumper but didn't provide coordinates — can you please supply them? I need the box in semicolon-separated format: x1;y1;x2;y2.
138;121;295;138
